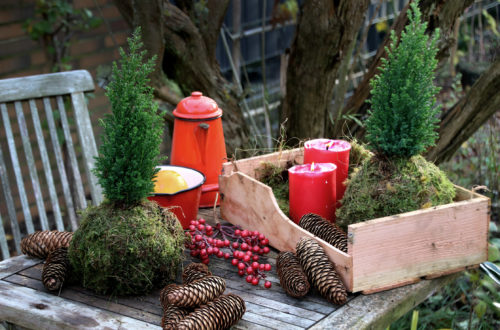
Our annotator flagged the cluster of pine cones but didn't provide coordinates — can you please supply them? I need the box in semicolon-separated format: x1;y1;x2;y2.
160;263;246;330
20;230;73;292
276;213;348;305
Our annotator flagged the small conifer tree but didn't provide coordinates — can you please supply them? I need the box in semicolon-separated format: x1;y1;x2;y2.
94;28;163;205
365;1;441;158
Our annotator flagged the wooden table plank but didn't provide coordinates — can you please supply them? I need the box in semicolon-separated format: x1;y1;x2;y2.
0;255;41;280
0;280;161;330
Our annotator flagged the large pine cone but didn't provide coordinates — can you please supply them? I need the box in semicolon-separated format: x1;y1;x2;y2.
21;230;73;259
160;284;190;330
296;237;347;305
276;251;310;298
167;275;226;308
183;263;212;284
299;213;347;252
42;247;71;291
177;294;246;330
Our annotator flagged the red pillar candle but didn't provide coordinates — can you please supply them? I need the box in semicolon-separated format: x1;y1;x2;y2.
288;163;337;224
303;139;351;205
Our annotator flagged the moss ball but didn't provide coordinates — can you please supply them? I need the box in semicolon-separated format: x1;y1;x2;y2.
68;199;185;295
336;155;455;230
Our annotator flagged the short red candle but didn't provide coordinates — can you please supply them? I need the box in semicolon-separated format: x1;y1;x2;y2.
304;139;351;205
288;163;337;223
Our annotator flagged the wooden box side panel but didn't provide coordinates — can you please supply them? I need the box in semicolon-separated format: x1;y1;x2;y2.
222;148;304;180
349;197;490;292
220;172;353;291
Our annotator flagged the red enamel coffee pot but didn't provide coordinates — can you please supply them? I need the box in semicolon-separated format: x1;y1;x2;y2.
170;92;227;207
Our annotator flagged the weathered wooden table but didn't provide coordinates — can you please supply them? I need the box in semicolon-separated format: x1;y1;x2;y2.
0;209;456;330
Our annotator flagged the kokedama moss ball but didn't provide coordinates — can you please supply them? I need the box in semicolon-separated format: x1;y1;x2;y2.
337;155;455;230
68;200;185;295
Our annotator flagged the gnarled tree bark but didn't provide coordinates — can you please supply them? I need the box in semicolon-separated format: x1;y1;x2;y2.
330;0;474;139
113;0;249;155
281;0;370;144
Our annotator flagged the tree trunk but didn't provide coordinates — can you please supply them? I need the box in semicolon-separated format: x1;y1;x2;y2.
113;0;249;155
426;57;500;164
281;0;370;144
331;0;474;138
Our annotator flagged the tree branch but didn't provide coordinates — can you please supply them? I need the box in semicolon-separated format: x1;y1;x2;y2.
426;56;500;164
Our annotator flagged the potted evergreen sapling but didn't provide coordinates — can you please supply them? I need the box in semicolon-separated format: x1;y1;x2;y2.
68;29;185;295
337;1;455;229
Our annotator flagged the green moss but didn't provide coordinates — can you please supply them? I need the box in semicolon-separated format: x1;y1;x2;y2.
337;155;456;230
257;161;292;216
68;200;185;295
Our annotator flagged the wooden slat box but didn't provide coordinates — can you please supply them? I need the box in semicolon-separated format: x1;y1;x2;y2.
219;148;490;294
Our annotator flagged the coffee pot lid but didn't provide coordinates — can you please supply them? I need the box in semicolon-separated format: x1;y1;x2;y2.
173;91;222;120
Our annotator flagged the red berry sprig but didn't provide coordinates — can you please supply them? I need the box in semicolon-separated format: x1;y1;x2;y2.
185;219;273;289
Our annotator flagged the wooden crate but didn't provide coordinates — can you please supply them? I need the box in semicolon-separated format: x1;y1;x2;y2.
219;148;490;294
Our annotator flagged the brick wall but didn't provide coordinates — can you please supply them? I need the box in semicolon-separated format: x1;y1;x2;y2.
0;0;131;132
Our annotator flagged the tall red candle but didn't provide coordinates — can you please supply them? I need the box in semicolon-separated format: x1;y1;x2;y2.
288;163;337;224
304;139;351;205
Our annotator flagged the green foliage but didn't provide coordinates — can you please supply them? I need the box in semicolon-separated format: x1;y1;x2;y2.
336;155;455;229
23;0;101;72
94;28;164;205
366;1;441;158
68;200;185;295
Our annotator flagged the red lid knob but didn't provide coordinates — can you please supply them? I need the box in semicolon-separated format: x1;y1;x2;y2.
173;91;222;120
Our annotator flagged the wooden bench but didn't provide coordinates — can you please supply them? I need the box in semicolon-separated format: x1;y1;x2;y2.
0;209;456;330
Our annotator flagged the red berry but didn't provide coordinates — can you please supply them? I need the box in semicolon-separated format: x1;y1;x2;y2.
205;225;212;232
216;250;223;258
243;255;251;262
199;242;206;249
251;277;259;285
264;281;272;289
238;269;245;276
241;230;249;238
200;249;207;256
213;247;219;254
231;258;239;266
238;262;245;270
224;253;230;259
202;258;210;265
252;245;260;253
193;220;199;226
241;243;249;251
207;237;214;244
252;255;260;261
190;250;199;257
246;266;254;275
198;224;205;231
259;248;265;254
259;264;265;271
263;247;270;254
253;230;260;236
224;240;230;247
195;235;203;242
252;262;259;269
258;234;265;240
264;264;271;271
190;220;197;225
246;250;253;256
232;242;239;249
234;229;241;236
207;247;214;255
198;218;206;224
189;225;196;231
246;275;254;283
261;238;269;246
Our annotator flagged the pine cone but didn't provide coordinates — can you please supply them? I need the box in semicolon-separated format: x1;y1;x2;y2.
42;247;71;291
183;263;212;284
160;284;190;330
167;275;226;308
276;251;310;298
177;294;246;330
296;237;347;305
299;213;347;252
21;230;73;259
